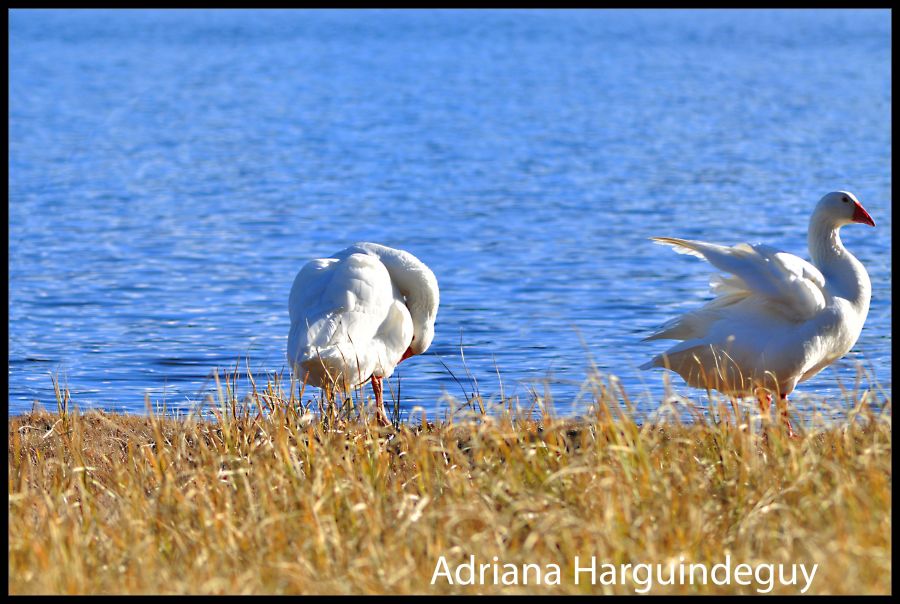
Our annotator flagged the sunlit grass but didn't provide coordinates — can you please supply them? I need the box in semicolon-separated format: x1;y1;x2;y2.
7;370;891;594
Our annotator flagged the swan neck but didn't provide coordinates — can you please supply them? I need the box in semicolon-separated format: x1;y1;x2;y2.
808;217;870;310
808;218;845;266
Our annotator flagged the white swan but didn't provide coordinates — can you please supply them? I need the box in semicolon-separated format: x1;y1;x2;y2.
641;191;875;435
287;242;439;426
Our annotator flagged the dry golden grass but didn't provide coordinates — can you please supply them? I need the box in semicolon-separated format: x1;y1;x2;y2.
7;372;892;594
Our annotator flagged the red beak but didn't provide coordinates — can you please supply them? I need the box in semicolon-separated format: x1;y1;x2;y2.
400;347;415;362
852;202;876;226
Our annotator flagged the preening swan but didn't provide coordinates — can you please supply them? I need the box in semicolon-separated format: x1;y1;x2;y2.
641;191;875;436
287;242;439;426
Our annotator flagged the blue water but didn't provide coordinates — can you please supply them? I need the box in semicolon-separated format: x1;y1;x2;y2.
9;9;892;419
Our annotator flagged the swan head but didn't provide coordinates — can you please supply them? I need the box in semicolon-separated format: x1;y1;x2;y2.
400;266;439;361
407;295;438;357
814;191;875;227
399;316;436;363
408;321;436;356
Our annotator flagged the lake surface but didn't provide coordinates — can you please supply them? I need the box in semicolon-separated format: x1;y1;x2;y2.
9;9;892;419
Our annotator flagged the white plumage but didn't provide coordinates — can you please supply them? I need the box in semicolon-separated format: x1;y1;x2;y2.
642;191;875;432
287;242;439;425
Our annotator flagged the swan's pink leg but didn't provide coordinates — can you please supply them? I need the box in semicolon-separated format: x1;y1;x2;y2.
757;391;798;440
371;375;391;427
756;391;772;445
779;393;799;440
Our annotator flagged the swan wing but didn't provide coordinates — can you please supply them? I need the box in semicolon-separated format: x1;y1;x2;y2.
288;253;401;385
650;237;827;322
288;258;339;324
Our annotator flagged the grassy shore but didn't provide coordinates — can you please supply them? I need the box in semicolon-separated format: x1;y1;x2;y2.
7;375;892;595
